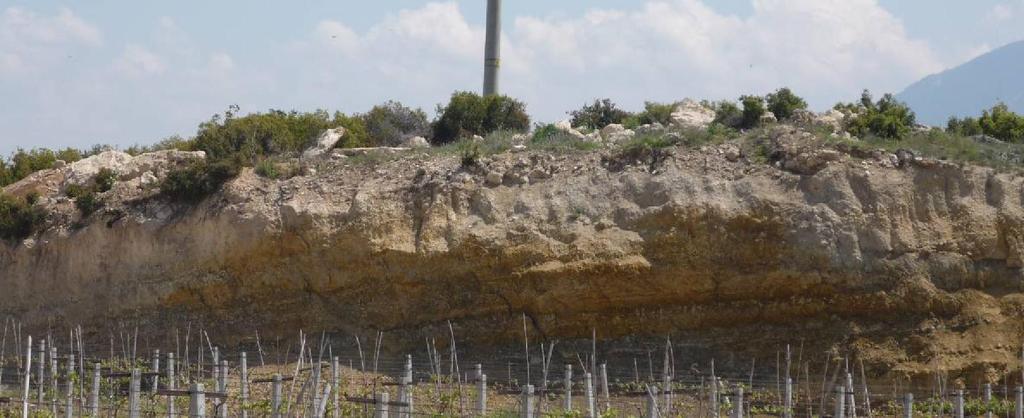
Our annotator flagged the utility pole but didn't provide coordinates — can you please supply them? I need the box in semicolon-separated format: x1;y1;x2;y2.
483;0;502;96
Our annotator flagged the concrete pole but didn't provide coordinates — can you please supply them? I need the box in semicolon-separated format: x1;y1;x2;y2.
784;377;793;418
564;364;573;412
482;0;502;96
90;363;100;417
733;385;744;418
646;388;659;418
477;374;488;416
375;392;389;418
168;353;176;418
600;363;610;412
217;360;228;418
241;352;249;418
22;336;32;418
65;354;74;418
1017;386;1023;418
271;374;282;418
151;350;160;394
190;383;206;418
585;373;595;418
834;385;845;418
985;383;993;418
521;384;535;418
37;340;45;404
128;369;141;418
332;356;340;418
954;389;964;418
50;349;58;417
903;393;913;418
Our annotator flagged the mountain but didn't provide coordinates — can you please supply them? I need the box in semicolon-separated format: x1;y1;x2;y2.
898;40;1024;126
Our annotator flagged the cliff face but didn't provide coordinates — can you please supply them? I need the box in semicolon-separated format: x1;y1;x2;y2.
3;128;1024;377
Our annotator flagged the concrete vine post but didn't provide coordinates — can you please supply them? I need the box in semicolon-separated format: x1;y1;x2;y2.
190;383;206;418
89;363;100;416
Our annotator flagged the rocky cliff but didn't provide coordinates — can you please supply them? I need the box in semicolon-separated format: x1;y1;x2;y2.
3;127;1024;378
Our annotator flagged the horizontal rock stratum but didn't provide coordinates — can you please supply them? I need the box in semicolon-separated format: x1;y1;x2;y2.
3;127;1024;378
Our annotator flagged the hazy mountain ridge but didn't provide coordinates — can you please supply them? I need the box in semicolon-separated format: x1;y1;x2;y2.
899;40;1024;126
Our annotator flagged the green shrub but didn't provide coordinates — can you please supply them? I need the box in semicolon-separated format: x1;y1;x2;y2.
947;116;983;137
840;90;916;139
636;101;675;126
740;95;766;129
432;92;530;144
74;192;101;217
569;98;631;130
531;124;562;142
95;168;117;192
331;113;370;148
709;100;743;128
0;193;46;241
254;160;280;179
458;140;482;167
161;158;241;203
193;106;336;162
362;101;430;147
765;87;808;121
64;184;89;200
976;103;1024;142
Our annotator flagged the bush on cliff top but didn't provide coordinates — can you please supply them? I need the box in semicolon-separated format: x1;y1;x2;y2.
160;158;241;204
432;92;530;144
0;193;46;241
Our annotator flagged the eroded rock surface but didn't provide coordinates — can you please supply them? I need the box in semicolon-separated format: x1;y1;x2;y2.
2;131;1024;378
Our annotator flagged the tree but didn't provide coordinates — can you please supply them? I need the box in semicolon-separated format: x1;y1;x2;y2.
432;92;530;144
978;103;1024;142
362;101;430;147
765;88;808;121
840;90;916;139
740;95;766;129
569;99;631;130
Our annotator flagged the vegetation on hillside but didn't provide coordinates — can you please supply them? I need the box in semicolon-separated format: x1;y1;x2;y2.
947;103;1024;142
836;90;917;139
432;92;530;144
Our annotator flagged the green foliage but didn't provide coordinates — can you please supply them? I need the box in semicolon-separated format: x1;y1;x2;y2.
708;100;743;128
254;160;280;179
947;116;983;137
160;158;241;203
569;98;631;130
530;124;601;153
362;101;430;147
432;92;530;144
74;192;101;217
458;140;482;167
0;193;46;241
949;103;1024;142
631;101;675;127
331;113;370;148
95;168;117;193
125;135;196;156
64;184;88;200
839;90;917;139
740;95;767;129
765;87;808;121
193;106;336;162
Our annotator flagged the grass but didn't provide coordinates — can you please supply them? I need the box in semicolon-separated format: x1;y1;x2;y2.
825;128;1024;171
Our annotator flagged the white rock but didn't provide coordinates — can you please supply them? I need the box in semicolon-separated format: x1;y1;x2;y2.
139;171;158;187
52;160;66;169
472;135;485;143
401;136;430;148
670;99;716;129
485;171;503;187
302;128;347;159
600;124;635;143
554;119;587;140
65;151;135;186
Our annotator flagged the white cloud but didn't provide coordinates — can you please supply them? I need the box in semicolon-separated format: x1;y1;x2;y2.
114;44;166;77
987;3;1014;21
0;7;102;75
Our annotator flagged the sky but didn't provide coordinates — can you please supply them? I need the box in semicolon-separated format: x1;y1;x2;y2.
2;0;1023;155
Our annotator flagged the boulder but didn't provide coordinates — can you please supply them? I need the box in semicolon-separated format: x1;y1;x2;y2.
302;128;346;159
600;124;636;143
760;112;778;125
401;136;430;148
485;171;503;187
817;109;846;132
670;99;716;129
554;119;587;141
65;151;135;186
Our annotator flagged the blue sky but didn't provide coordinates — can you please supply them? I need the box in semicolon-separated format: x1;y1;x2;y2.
2;0;1023;155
